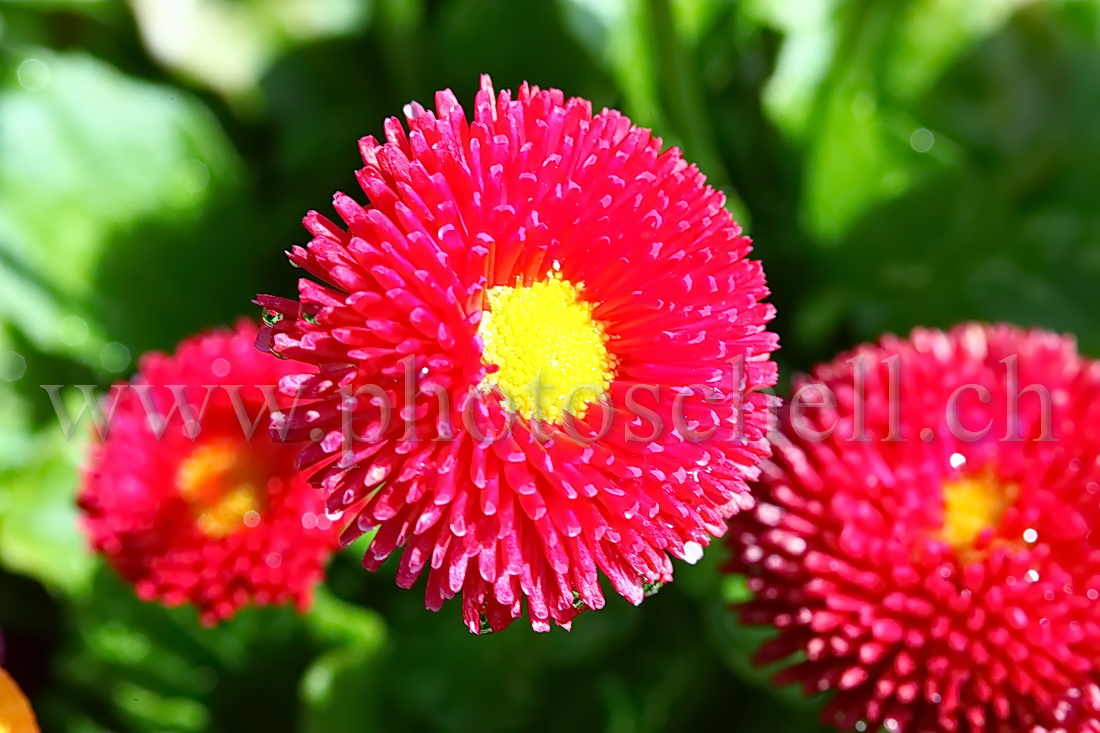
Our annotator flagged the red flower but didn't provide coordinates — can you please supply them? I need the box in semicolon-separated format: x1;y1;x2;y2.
257;75;777;632
727;323;1100;732
1036;682;1100;733
80;322;340;624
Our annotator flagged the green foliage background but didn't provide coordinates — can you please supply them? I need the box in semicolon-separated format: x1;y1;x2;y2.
1;0;1099;730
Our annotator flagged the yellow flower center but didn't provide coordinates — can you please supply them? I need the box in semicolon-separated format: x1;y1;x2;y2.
478;274;615;423
941;472;1018;549
176;440;264;539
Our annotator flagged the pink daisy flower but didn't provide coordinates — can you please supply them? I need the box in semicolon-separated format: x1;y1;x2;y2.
728;323;1100;732
257;75;777;632
80;321;340;624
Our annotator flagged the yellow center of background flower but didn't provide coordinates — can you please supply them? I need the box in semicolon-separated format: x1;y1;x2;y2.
176;440;264;539
941;472;1018;549
479;274;615;424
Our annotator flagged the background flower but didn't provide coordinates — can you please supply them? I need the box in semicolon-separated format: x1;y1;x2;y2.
80;321;340;624
728;324;1100;732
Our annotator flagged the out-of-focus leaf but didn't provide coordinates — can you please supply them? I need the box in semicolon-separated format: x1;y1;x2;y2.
299;589;386;732
750;0;1028;241
111;681;209;733
558;0;664;128
301;647;379;733
802;79;920;242
306;587;386;650
886;0;1030;102
53;569;326;732
815;7;1100;354
0;425;94;595
129;0;372;101
0;51;241;367
743;0;843;140
704;596;819;711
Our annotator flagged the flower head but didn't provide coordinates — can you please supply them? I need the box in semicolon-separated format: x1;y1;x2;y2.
727;323;1100;732
1036;682;1100;733
258;75;777;632
80;321;340;624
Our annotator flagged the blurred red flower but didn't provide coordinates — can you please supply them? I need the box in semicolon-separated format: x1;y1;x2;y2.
728;323;1100;732
80;321;340;624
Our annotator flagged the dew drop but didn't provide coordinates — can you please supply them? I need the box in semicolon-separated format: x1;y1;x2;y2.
17;58;50;90
0;351;26;381
176;159;210;194
58;315;89;346
100;342;131;373
910;128;934;153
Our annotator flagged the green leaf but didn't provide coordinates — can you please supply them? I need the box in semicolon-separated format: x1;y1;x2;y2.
300;645;384;733
129;0;372;101
816;7;1100;353
307;587;387;650
558;0;666;129
55;570;327;732
0;51;242;367
752;0;1027;241
0;424;95;595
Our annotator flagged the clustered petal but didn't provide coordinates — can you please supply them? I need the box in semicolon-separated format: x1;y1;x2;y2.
258;75;777;632
80;321;340;624
727;323;1100;732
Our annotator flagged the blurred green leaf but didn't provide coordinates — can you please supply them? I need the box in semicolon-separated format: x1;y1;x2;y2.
53;569;330;732
0;51;241;366
885;0;1028;102
306;586;387;650
558;0;665;128
813;6;1100;354
0;425;94;595
752;0;1026;241
300;645;383;733
128;0;372;101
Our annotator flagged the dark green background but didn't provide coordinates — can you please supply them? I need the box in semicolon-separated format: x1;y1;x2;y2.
1;0;1098;730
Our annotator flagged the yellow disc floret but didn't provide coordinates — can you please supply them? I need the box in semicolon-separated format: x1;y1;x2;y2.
478;273;615;423
941;471;1018;550
176;440;264;539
